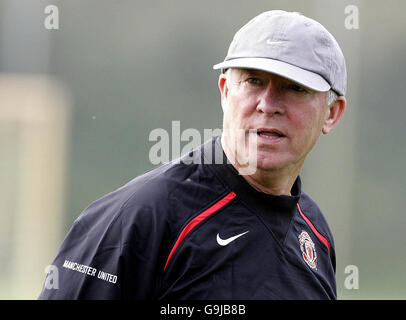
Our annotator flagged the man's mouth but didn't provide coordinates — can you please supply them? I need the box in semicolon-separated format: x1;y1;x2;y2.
256;128;285;139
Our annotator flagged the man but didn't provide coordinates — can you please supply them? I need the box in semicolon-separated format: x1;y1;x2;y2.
39;10;346;300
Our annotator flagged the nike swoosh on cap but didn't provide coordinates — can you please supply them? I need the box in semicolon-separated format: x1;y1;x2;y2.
216;231;249;246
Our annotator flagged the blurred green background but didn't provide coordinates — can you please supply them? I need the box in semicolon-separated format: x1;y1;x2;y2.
0;0;405;299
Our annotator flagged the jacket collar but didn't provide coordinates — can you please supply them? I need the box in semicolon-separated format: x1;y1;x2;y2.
202;136;301;243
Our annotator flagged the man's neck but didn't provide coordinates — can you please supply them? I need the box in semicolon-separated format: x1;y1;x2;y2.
220;136;301;196
241;170;299;196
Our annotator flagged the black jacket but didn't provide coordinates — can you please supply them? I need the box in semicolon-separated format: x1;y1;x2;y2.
38;136;336;299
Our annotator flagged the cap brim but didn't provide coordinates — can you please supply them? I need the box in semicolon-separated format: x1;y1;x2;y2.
213;58;331;92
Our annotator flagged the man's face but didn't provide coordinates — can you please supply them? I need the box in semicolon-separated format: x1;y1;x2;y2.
219;68;331;173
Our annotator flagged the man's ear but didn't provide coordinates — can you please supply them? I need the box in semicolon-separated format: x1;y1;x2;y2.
322;96;347;134
218;73;228;111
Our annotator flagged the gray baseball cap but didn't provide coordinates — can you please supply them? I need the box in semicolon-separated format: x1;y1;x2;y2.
213;10;347;96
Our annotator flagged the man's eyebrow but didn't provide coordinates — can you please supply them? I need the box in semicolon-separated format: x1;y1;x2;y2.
238;69;315;91
240;69;264;76
233;69;266;80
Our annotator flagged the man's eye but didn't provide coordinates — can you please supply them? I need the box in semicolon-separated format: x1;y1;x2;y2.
247;77;261;85
289;84;306;92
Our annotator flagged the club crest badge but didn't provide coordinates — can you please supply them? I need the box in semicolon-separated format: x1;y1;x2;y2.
298;231;317;269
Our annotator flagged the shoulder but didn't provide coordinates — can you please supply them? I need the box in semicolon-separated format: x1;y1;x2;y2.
75;160;193;226
74;147;227;238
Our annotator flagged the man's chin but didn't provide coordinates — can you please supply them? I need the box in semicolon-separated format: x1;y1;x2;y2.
254;155;288;172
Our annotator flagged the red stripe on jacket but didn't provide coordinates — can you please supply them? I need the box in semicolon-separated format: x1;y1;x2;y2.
164;191;237;271
297;203;331;255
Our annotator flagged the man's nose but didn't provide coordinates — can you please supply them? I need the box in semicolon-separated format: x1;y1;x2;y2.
256;84;284;116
